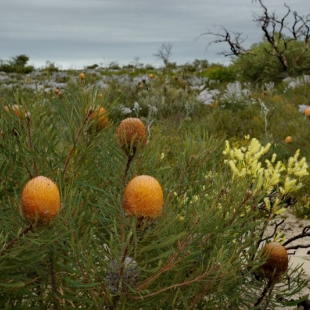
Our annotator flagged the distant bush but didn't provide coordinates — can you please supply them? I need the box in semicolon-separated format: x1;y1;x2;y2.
203;64;236;82
108;61;121;70
144;63;155;70
181;59;209;73
0;54;34;74
41;61;60;73
86;64;99;70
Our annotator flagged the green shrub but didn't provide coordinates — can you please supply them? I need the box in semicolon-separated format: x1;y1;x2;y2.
0;69;309;309
203;64;236;82
232;37;310;83
0;85;307;308
0;54;34;74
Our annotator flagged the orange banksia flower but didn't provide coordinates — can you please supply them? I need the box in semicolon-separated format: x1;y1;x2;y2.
123;175;163;218
4;105;26;119
88;106;109;131
20;176;61;223
305;107;310;117
285;136;293;144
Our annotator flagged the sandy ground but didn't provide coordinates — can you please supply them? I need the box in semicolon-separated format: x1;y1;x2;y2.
266;211;310;309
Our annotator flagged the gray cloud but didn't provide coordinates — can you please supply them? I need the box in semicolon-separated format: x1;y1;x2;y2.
1;0;309;68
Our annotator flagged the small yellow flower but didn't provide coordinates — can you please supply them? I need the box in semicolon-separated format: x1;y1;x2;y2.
193;195;199;202
178;215;185;221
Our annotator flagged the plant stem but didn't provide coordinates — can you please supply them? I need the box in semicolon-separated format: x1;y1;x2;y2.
119;244;129;294
26;114;38;177
49;250;58;310
122;152;135;187
131;268;216;300
0;224;33;256
254;280;273;308
70;231;103;308
63;109;92;175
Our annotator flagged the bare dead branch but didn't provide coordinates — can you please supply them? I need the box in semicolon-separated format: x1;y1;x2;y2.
261;219;285;243
154;43;173;66
200;29;251;57
286;243;310;251
202;0;310;73
282;225;310;249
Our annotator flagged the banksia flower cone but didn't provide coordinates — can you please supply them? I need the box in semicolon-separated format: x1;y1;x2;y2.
88;106;108;131
305;107;310;117
105;257;140;294
285;136;293;144
123;175;163;218
20;176;61;223
4;105;25;119
261;242;288;281
117;118;146;155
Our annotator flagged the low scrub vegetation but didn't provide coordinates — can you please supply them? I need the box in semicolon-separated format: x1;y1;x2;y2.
0;56;310;309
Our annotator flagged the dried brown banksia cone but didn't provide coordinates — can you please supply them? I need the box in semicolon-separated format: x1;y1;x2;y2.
123;175;164;218
117;118;146;155
261;242;288;282
105;257;140;294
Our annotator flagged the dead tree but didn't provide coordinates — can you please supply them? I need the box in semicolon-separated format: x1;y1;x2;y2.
202;0;310;73
203;29;252;57
154;43;173;67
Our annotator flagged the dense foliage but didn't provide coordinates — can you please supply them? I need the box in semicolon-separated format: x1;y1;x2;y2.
0;60;310;309
232;37;310;83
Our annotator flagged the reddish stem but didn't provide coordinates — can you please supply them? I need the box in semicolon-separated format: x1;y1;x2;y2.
63;109;92;174
0;224;33;257
26;114;39;177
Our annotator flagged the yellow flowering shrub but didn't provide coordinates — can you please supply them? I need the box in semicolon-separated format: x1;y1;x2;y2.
223;137;309;216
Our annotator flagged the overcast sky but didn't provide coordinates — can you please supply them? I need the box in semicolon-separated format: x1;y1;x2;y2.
1;0;309;69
